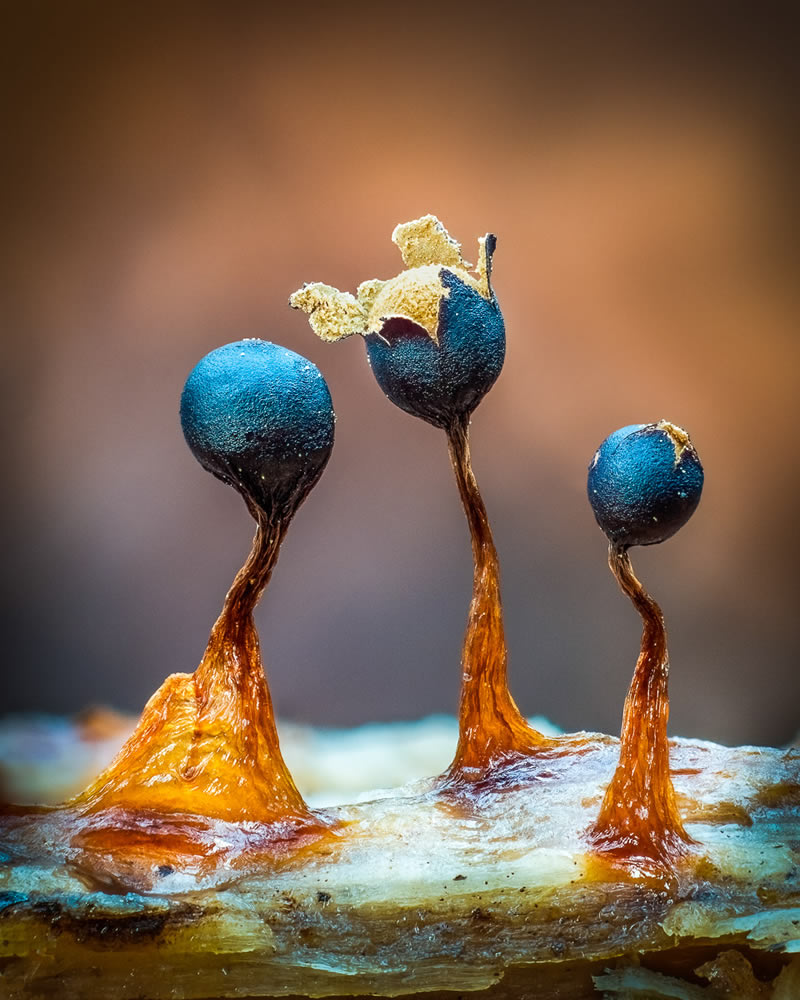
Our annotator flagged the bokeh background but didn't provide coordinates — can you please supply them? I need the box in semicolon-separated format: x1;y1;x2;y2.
2;3;797;746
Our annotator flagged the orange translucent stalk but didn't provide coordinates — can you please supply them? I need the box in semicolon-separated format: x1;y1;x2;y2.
588;545;692;867
444;413;548;781
73;513;314;826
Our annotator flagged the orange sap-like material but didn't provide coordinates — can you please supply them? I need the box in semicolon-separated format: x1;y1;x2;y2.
587;546;692;867
67;221;690;875
1;219;799;999
67;426;685;876
69;514;333;873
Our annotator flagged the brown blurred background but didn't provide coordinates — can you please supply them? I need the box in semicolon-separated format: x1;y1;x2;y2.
1;3;797;746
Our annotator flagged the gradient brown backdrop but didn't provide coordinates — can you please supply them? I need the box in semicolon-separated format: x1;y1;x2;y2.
1;3;797;745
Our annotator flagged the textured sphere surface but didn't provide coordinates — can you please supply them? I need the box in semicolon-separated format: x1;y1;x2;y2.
180;339;334;517
587;422;704;548
364;270;505;429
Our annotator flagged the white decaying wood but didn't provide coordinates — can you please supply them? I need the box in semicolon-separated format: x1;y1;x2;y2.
1;728;799;999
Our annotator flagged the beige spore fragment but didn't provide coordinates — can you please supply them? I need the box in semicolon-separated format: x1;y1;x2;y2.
288;283;367;343
290;214;495;345
392;214;467;270
657;419;692;463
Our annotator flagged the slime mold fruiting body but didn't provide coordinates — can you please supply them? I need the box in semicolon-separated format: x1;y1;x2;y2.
2;229;800;1000
587;420;704;869
291;216;547;780
68;340;336;882
587;421;704;549
181;339;335;519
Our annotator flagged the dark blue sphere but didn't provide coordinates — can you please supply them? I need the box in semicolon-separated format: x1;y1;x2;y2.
180;339;335;519
587;422;704;548
364;269;505;429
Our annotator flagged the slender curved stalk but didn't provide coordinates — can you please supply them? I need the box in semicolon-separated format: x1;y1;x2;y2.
76;512;313;826
188;512;310;819
588;544;692;866
444;412;547;780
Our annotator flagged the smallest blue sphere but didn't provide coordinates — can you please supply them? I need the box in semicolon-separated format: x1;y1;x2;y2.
588;422;703;548
180;339;335;519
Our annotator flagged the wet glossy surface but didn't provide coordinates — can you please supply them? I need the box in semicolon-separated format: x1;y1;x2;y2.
53;516;337;888
443;414;549;780
588;547;690;871
1;736;798;997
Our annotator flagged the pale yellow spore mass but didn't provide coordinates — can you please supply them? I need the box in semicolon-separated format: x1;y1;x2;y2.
290;215;495;345
288;283;367;343
657;419;692;463
392;214;467;270
366;264;448;342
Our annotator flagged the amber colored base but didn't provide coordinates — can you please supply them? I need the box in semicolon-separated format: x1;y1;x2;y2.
65;514;333;883
40;435;692;879
586;545;693;871
442;415;551;784
65;805;335;893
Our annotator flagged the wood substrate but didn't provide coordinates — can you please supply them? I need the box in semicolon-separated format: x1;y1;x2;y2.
1;732;799;998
